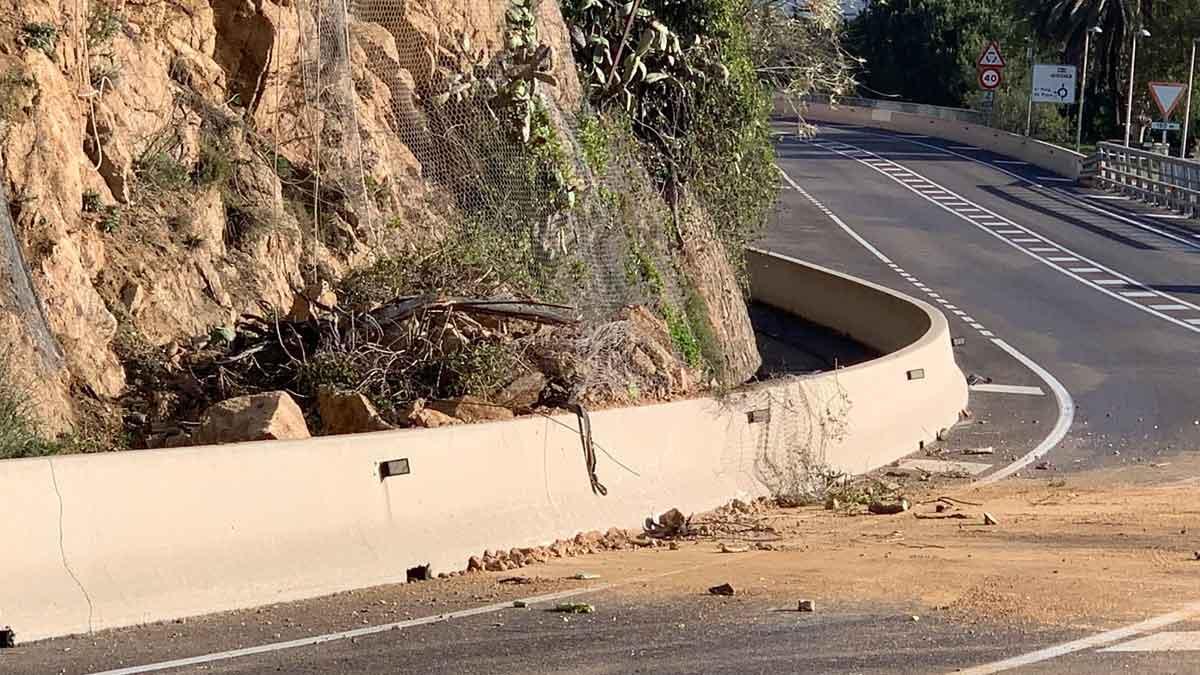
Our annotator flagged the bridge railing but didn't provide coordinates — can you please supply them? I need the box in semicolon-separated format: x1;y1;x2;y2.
798;94;987;125
1097;142;1200;216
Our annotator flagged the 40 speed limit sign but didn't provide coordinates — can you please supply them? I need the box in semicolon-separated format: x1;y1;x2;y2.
978;67;1002;91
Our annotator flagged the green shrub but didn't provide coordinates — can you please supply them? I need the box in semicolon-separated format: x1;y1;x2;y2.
0;352;58;459
86;3;126;49
135;150;190;192
20;23;58;59
192;131;233;188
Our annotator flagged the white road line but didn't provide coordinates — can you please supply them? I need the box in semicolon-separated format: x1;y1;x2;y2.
954;601;1200;673
970;383;1045;396
1146;213;1189;219
852;128;1200;252
1151;304;1189;311
996;229;1025;235
995;160;1029;165
89;563;712;675
979;330;994;337
962;316;977;322
1011;237;1042;243
1047;256;1078;262
1101;631;1200;652
1070;267;1101;272
779;171;891;264
91;588;611;675
1190;319;1200;325
1086;194;1129;200
1121;291;1156;298
1029;247;1059;253
805;139;1200;332
776;164;1073;490
973;338;1074;486
1094;279;1128;286
944;304;958;310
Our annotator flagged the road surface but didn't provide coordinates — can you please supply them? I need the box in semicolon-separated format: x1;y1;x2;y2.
5;122;1200;674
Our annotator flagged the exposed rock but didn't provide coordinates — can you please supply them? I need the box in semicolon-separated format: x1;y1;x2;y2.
428;396;514;423
410;406;462;428
287;281;339;322
193;392;311;445
317;389;392;435
679;203;762;387
120;282;147;316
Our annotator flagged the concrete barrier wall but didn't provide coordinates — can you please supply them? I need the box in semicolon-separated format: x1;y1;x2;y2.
785;100;1083;180
2;252;966;642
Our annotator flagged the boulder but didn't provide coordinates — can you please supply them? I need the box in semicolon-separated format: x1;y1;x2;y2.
193;391;311;445
428;396;514;423
287;280;338;322
494;371;546;412
318;389;392;435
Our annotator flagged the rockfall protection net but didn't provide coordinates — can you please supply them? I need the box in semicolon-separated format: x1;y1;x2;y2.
293;0;668;322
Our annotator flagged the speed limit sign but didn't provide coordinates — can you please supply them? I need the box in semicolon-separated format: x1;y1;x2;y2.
978;67;1002;90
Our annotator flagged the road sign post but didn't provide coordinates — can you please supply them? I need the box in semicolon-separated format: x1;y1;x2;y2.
1031;65;1077;104
1148;81;1186;148
977;41;1006;128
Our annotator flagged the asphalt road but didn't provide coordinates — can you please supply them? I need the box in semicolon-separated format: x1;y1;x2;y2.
7;124;1200;674
770;123;1200;472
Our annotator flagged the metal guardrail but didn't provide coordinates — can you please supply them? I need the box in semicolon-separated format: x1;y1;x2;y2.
1096;142;1200;216
801;94;987;125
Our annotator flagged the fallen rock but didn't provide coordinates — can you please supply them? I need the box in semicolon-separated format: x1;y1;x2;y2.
193;392;310;445
798;599;815;612
0;625;14;648
494;371;546;412
428;396;514;423
983;512;999;526
120;281;147;315
718;543;750;553
868;499;911;515
318;389;393;435
287;280;338;322
708;583;736;596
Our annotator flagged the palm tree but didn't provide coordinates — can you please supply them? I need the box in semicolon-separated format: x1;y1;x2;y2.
1024;0;1158;133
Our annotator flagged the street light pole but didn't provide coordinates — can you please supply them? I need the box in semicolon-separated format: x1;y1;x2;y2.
1124;27;1150;147
1076;26;1101;153
1182;39;1197;159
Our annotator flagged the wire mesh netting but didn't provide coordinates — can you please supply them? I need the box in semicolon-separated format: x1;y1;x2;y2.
293;0;671;321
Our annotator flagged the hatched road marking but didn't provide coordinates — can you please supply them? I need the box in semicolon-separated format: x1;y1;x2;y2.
777;168;1073;488
804;137;1200;334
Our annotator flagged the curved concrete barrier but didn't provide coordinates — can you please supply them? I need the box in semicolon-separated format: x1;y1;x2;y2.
785;99;1083;180
1;253;966;642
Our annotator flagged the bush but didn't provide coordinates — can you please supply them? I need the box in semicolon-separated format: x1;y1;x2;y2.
20;23;58;59
0;352;58;459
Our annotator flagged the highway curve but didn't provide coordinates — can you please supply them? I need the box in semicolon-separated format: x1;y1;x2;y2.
769;122;1200;476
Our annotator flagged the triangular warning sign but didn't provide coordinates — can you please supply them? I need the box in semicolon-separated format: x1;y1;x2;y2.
977;41;1006;68
1149;81;1187;119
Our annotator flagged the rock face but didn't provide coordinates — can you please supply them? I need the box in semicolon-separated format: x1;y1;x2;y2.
317;389;392;435
0;0;762;437
193;392;311;445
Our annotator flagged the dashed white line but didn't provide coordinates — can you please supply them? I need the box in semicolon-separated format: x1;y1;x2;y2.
776;172;1075;488
1047;257;1078;262
1146;213;1189;220
1029;247;1059;253
1070;267;1101;273
1151;304;1189;311
1011;237;1042;243
1122;291;1155;298
1094;279;1128;286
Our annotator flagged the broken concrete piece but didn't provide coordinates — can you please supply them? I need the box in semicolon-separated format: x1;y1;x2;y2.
193;392;310;445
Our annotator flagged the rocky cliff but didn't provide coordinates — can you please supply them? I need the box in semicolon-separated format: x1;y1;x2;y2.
0;0;760;444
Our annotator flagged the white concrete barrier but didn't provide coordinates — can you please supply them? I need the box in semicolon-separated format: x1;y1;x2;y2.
1;252;965;642
785;99;1084;180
